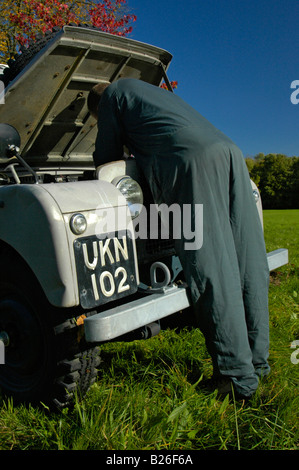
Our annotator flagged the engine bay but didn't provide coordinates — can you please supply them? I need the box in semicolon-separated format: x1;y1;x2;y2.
0;165;94;185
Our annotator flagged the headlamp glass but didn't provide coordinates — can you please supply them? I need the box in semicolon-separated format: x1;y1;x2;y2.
116;177;143;218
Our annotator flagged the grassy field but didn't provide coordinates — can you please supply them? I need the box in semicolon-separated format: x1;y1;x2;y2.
0;210;298;451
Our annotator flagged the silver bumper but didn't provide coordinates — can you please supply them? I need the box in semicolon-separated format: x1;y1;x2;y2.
267;248;288;272
84;284;190;342
84;248;288;343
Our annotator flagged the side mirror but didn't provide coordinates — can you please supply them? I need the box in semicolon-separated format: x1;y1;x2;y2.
0;123;21;159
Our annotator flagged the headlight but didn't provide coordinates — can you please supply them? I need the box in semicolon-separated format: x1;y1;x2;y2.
252;189;260;203
70;213;87;235
115;176;143;218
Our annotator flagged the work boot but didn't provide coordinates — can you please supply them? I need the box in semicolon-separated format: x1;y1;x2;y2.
200;375;253;400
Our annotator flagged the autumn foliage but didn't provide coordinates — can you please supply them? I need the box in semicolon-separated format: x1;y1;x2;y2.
0;0;137;61
160;81;178;90
0;0;178;90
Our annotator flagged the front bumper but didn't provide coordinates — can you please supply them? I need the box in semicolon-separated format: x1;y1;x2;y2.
84;284;190;342
266;248;288;272
84;248;289;343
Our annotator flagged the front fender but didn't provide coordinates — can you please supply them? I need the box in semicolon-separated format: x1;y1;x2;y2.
250;180;263;229
0;180;131;307
0;184;76;307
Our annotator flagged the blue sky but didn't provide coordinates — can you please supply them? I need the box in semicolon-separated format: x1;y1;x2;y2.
127;0;299;157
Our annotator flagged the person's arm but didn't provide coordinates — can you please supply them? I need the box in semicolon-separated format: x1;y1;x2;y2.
93;89;125;167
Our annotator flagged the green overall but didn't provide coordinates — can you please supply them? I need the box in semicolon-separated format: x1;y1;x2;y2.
93;78;270;397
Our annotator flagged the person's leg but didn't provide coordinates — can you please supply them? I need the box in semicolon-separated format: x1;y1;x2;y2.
228;148;270;378
154;138;260;397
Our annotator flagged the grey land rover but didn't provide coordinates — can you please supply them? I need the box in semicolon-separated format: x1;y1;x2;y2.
0;26;288;408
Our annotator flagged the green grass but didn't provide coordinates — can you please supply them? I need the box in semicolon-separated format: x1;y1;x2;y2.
0;210;298;451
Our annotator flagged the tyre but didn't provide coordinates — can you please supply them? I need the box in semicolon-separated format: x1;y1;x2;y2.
2;28;60;87
0;247;101;409
2;24;96;87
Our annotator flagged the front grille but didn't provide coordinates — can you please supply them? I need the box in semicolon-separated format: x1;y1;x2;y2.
135;237;176;264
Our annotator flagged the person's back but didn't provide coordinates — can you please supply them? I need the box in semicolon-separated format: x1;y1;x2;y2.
96;78;234;162
90;77;271;400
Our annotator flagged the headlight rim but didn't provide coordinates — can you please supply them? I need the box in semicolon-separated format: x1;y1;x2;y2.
252;189;260;203
113;175;144;219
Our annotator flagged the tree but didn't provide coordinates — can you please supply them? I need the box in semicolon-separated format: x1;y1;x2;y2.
246;153;299;209
0;0;137;62
1;1;178;89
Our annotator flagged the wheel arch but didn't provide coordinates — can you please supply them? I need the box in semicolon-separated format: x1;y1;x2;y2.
0;184;78;308
0;238;101;408
0;240;42;286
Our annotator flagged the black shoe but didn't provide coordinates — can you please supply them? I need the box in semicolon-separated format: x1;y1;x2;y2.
200;376;252;401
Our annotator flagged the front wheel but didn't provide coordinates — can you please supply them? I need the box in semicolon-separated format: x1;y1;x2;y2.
0;250;101;408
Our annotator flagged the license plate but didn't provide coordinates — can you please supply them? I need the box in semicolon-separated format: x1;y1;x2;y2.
74;230;138;309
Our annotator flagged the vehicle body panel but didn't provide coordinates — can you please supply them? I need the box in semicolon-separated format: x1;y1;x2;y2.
0;26;288;342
